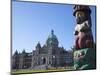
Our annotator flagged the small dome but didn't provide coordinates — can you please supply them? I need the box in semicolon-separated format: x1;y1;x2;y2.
46;30;58;46
48;30;57;39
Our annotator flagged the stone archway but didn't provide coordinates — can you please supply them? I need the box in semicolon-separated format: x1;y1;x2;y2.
41;57;46;65
43;58;46;64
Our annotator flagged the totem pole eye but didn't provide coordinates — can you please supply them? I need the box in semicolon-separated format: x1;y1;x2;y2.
76;11;85;17
80;51;85;56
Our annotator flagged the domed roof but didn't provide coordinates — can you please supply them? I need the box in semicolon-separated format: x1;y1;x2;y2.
46;30;58;46
48;30;57;39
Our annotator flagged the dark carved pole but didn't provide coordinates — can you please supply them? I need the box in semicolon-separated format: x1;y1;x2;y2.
73;5;96;70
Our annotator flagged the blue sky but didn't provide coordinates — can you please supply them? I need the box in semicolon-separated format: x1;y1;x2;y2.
12;1;96;54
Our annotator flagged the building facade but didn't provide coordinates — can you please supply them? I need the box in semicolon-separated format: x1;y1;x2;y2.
12;30;73;70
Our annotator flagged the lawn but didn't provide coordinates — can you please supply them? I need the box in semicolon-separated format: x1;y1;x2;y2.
12;67;74;74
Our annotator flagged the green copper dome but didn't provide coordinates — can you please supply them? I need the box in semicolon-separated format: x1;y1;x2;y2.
46;30;58;46
48;30;57;39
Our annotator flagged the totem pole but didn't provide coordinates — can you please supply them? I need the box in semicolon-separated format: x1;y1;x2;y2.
73;5;96;70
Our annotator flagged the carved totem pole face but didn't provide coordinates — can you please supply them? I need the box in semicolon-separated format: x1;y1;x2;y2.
75;11;86;24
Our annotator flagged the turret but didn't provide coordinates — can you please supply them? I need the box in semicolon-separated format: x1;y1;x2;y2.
35;42;41;54
14;50;18;56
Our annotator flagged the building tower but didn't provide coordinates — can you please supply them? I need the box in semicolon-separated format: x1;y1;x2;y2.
12;50;19;69
36;42;41;54
46;29;59;54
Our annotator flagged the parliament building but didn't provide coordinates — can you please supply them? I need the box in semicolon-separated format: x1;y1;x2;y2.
12;30;73;70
